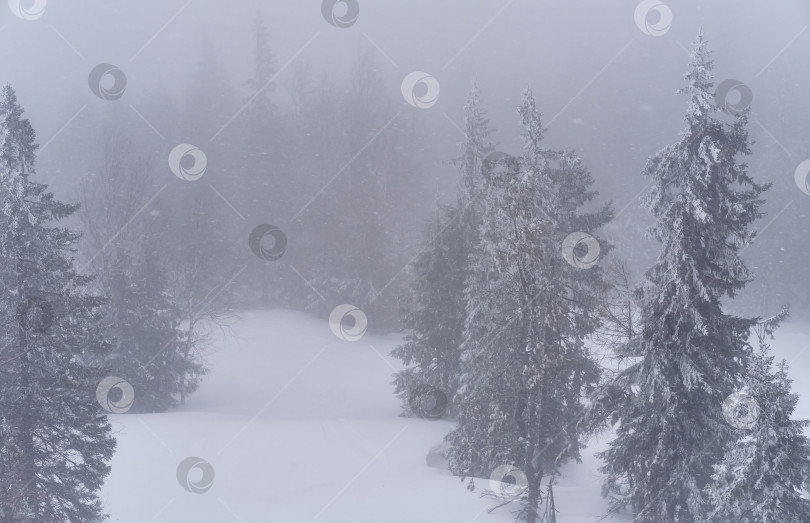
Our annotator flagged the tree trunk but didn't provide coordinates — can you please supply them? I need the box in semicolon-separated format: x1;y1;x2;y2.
18;297;37;517
525;469;542;523
179;318;196;406
524;390;543;523
516;248;546;523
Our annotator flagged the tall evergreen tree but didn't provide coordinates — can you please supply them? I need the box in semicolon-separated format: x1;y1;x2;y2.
79;133;206;413
0;85;115;521
332;49;392;314
597;33;769;521
447;87;611;522
293;71;343;307
454;83;495;261
391;85;494;416
170;35;242;309
391;204;465;417
238;13;290;306
298;49;404;328
161;36;241;365
183;35;237;143
703;310;810;522
244;13;277;119
105;249;206;413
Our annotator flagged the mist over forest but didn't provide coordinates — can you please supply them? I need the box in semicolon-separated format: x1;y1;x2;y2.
0;1;806;317
0;1;809;522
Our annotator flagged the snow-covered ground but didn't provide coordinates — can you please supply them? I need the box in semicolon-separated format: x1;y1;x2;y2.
100;309;810;522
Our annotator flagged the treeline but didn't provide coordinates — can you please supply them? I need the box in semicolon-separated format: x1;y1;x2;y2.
72;16;440;406
0;13;440;520
393;34;810;522
74;10;439;376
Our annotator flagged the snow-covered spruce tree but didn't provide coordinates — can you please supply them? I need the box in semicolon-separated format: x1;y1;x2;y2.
105;249;206;413
447;87;611;522
391;204;467;418
0;85;115;521
391;84;495;417
455;82;496;229
79;135;206;413
597;33;769;521
154;36;240;403
703;310;810;522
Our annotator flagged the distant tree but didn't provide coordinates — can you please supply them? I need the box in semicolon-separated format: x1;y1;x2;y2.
79;131;158;287
105;250;207;412
79;133;208;412
288;71;342;310
285;59;311;119
392;84;495;416
0;84;115;522
237;13;292;306
391;203;469;417
297;49;399;328
170;34;242;309
182;34;238;143
161;36;241;384
165;206;233;406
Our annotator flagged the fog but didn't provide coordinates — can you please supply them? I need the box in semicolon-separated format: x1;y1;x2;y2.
1;1;807;315
0;2;809;521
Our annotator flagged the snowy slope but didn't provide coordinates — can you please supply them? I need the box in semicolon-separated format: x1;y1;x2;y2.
101;309;810;522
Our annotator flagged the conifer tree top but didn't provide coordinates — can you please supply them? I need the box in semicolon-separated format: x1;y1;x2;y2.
679;31;717;127
0;84;39;176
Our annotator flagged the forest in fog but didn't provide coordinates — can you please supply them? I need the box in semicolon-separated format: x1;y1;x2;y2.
0;1;809;522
